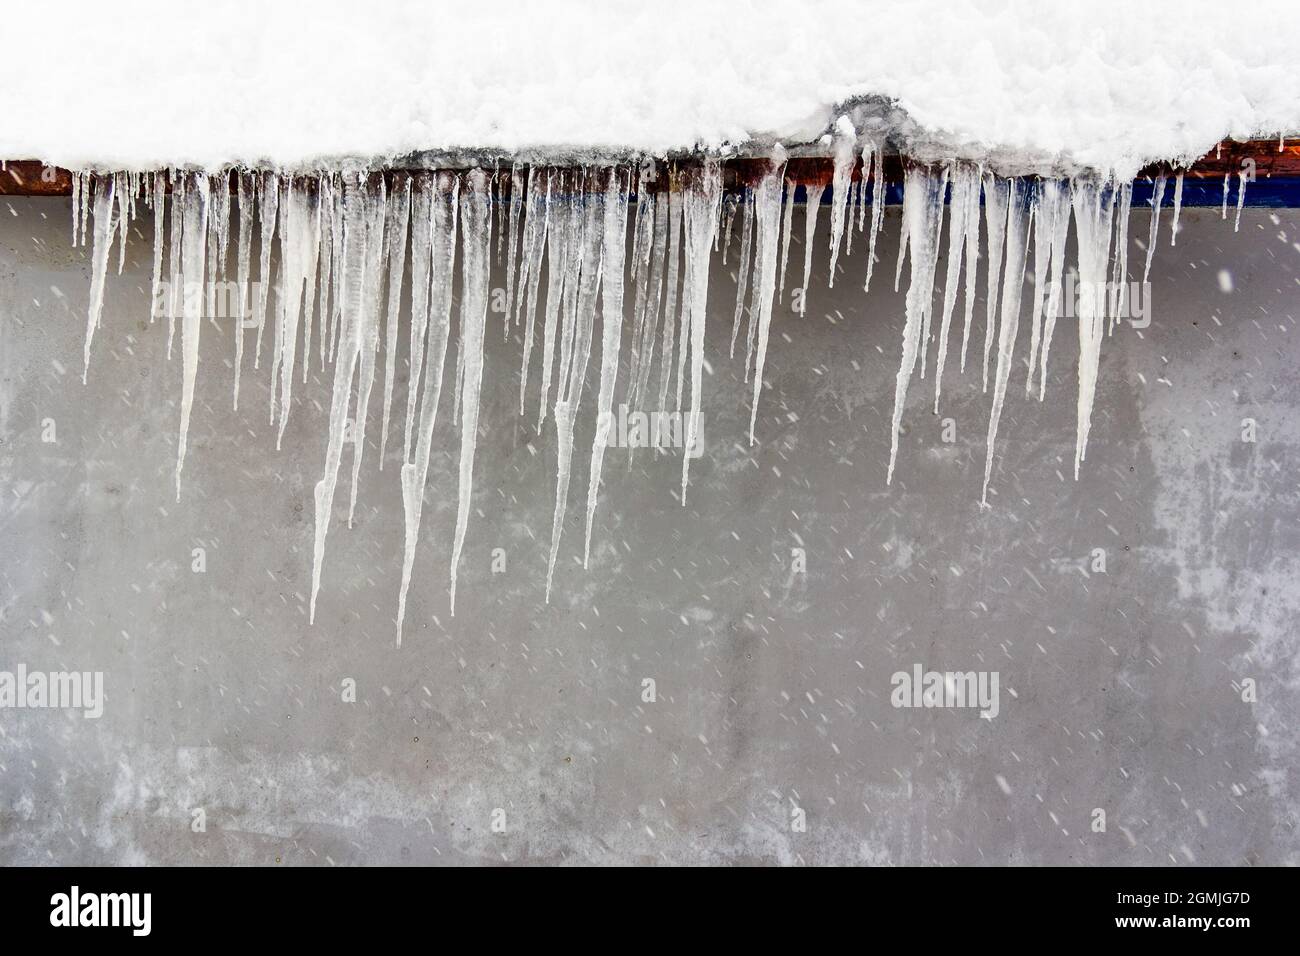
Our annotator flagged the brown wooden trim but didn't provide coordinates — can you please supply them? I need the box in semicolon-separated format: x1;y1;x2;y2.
3;139;1296;197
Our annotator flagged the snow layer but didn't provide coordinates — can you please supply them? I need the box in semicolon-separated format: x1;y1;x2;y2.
3;1;1298;176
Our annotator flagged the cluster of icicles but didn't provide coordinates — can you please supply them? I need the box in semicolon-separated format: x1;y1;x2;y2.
71;133;1208;640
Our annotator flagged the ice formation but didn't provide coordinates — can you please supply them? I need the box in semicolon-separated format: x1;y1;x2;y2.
69;140;1231;638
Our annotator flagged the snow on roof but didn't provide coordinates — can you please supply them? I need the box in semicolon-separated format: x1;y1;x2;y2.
3;0;1298;177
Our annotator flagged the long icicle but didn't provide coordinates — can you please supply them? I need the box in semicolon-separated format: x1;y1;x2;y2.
83;175;117;382
274;179;318;449
310;174;370;624
729;191;754;356
396;172;458;642
957;162;982;376
175;173;210;500
449;169;492;614
1024;179;1056;397
402;178;434;463
1142;171;1166;284
934;163;974;412
517;166;549;415
583;167;630;567
232;172;253;409
746;146;787;445
887;165;944;484
378;174;411;466
680;159;722;501
980;175;1010;392
981;179;1030;506
345;177;388;526
545;174;604;602
1037;182;1072;400
799;183;825;317
1072;178;1116;478
826;116;856;287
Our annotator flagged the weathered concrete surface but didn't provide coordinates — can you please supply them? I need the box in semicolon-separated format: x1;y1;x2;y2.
0;196;1295;865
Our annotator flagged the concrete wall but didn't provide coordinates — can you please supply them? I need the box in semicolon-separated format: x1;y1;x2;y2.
0;194;1296;865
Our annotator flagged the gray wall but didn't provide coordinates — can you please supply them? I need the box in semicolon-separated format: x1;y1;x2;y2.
0;194;1295;865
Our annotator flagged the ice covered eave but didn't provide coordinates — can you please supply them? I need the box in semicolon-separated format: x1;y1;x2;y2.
5;138;1299;205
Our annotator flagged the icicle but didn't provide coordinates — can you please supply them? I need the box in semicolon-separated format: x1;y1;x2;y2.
1037;182;1072;401
70;172;83;247
315;176;336;371
451;169;492;426
537;169;575;432
310;174;370;624
673;190;693;416
679;159;721;501
746;146;787;445
402;178;434;463
166;171;182;359
114;172;131;275
632;168;650;280
631;187;668;411
343;178;387;526
857;144;872;236
625;171;657;409
266;179;290;423
175;174;210;501
981;179;1030;506
656;180;683;416
798;183;825;316
1234;169;1247;231
1024;180;1061;397
846;175;857;256
252;172;279;368
210;171;231;281
300;184;323;388
83;175;116;382
916;165;949;380
1109;183;1133;327
583;167;630;567
378;174;411;466
80;172;93;249
729;192;754;357
721;194;738;264
893;213;909;293
1171;170;1184;246
449;169;492;614
396;172;458;641
979;175;1010;391
1221;173;1230;219
957;162;981;374
778;178;795;300
538;171;574;429
545;175;604;602
231;173;253;408
328;180;346;364
1072;178;1116;479
826;116;855;287
150;174;166;324
273;179;321;450
934;164;976;412
504;163;525;334
517;166;550;415
1142;172;1166;284
887;165;944;485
